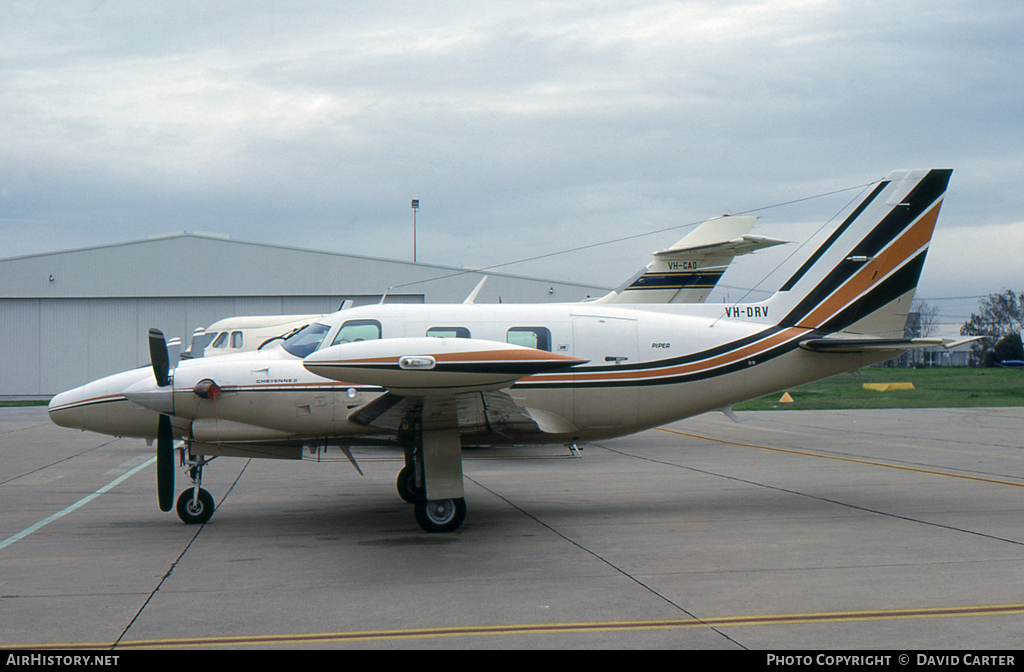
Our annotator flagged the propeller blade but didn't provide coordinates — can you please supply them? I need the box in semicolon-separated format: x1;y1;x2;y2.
149;328;170;387
157;414;174;512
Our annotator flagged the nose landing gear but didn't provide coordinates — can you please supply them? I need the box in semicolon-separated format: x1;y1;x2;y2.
175;453;215;525
176;487;215;524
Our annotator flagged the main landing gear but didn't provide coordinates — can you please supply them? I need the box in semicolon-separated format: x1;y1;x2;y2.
414;497;466;534
397;429;467;533
396;464;420;504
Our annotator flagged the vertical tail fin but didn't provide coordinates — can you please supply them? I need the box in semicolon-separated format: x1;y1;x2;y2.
768;169;951;338
596;216;787;304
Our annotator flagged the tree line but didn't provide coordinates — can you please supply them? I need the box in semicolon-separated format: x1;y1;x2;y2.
959;290;1024;366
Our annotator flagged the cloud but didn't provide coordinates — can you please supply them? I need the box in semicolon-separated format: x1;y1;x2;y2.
1;1;1022;297
925;220;1024;297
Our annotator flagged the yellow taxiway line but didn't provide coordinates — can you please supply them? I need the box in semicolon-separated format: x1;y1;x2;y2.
8;602;1024;649
656;427;1024;489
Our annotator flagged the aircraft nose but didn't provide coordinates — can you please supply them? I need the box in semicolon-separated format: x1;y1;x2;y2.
48;386;87;429
48;380;113;430
47;367;163;437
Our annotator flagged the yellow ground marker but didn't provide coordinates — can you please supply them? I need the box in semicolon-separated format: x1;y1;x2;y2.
863;382;915;391
779;392;794;403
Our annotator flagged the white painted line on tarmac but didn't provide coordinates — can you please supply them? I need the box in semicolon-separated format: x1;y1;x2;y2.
0;456;156;551
103;454;153;477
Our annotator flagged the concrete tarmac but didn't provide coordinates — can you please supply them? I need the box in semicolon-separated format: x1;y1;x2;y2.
1;405;1023;650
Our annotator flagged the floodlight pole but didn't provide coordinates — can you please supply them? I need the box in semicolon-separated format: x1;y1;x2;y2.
411;199;419;262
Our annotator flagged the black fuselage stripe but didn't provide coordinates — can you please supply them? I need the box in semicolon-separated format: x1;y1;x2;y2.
517;337;806;389
311;362;577;375
779;181;889;292
570;326;786;373
628;272;724;289
780;170;949;329
818;251;929;332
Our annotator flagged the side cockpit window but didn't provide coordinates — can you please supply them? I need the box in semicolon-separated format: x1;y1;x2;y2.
230;331;243;349
281;322;331;358
210;332;228;348
331;319;382;346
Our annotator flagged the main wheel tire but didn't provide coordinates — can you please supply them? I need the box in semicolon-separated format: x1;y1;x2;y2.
176;488;215;525
396;465;421;504
414;498;466;533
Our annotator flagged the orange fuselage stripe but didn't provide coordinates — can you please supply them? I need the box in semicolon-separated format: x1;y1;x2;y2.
797;201;942;329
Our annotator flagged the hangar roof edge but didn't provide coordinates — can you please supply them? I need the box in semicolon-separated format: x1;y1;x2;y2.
0;232;611;294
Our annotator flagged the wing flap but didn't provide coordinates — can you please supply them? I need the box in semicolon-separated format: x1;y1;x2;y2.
348;389;572;436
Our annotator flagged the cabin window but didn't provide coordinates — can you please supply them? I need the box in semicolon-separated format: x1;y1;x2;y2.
331;319;382;346
210;332;228;348
507;327;552;352
426;327;471;339
230;331;243;349
281;322;331;358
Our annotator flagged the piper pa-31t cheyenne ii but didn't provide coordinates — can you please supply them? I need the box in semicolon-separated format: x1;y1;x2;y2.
50;169;964;533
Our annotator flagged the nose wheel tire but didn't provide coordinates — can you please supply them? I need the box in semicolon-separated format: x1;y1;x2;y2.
414;497;466;533
176;488;215;525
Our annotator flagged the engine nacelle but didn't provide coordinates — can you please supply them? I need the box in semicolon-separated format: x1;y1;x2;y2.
303;337;586;395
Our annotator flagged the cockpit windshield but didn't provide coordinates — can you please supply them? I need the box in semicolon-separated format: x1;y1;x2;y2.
281;322;331;358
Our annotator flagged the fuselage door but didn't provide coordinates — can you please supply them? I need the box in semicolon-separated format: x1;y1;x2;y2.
571;315;639;430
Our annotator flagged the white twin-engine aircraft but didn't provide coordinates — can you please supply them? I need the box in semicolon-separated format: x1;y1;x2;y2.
50;169;961;533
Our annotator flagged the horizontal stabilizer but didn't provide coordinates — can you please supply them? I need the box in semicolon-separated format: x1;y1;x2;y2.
799;336;980;353
653;232;788;258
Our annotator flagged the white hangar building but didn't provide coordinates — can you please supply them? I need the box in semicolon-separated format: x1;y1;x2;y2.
0;233;610;397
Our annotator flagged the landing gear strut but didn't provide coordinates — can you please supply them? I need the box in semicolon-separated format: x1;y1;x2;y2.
176;451;215;525
397;427;466;533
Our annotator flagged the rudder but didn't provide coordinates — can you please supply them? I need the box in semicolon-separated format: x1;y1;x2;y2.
768;169;951;338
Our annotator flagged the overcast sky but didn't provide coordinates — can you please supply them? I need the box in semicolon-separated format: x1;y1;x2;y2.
2;1;1022;333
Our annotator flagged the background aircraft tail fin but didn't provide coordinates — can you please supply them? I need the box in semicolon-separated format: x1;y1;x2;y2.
596;216;787;304
767;168;952;338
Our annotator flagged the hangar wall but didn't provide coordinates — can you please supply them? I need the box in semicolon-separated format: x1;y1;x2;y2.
1;234;609;397
0;295;419;395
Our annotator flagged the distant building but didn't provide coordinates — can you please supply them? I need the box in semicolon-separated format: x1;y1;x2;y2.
920;344;972;367
1;233;609;397
877;310;971;367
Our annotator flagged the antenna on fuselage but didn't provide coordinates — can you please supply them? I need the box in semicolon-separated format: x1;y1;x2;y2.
463;276;488;304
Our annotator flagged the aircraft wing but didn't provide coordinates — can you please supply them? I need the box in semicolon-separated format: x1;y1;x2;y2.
348;389;558;436
304;337;587;436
